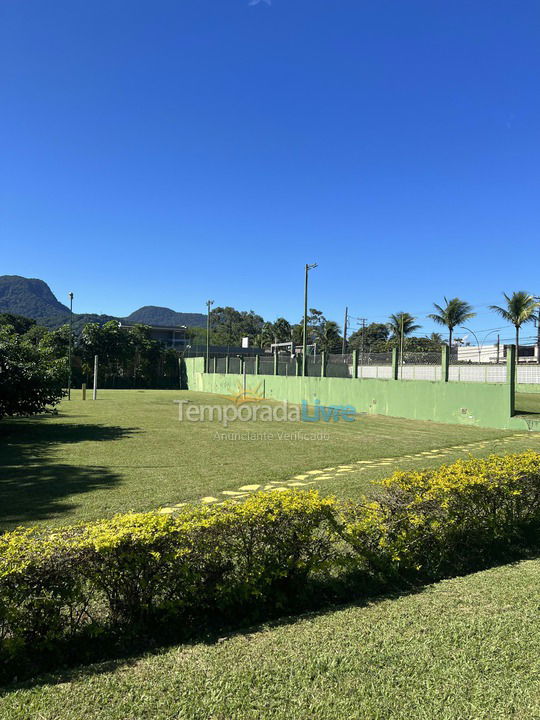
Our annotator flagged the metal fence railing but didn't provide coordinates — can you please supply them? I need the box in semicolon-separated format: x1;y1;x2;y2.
198;349;540;384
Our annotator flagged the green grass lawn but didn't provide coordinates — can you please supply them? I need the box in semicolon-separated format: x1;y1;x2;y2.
515;391;540;415
1;557;538;719
1;389;539;530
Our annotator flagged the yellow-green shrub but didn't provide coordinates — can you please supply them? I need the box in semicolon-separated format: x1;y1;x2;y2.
1;455;540;680
0;490;337;661
342;452;540;579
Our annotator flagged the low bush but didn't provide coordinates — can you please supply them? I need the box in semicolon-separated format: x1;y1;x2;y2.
342;451;540;581
1;452;539;681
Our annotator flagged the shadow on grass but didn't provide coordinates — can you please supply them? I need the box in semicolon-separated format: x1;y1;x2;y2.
0;418;139;527
4;552;538;695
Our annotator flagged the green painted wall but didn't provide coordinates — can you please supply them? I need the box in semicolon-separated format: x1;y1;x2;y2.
184;357;529;430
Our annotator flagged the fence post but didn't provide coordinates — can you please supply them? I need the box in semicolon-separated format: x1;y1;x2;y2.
273;353;278;376
212;357;217;374
507;344;516;417
352;349;358;379
391;348;398;380
441;345;449;382
255;355;260;375
225;355;230;374
93;355;98;400
239;356;244;377
295;355;301;376
321;351;326;377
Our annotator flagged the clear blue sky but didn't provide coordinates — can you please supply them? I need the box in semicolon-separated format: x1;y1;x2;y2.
2;0;539;343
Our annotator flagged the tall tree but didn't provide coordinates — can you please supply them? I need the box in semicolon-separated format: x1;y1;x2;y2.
428;297;476;347
271;317;292;343
490;291;539;358
387;312;421;348
254;323;274;350
348;323;389;353
0;325;65;419
315;320;342;353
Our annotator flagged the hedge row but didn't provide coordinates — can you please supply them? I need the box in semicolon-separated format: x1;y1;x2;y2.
1;451;540;681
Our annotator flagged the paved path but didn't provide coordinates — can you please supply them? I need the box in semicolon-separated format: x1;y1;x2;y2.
157;433;537;514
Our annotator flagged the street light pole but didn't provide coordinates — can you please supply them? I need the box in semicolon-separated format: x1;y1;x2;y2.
460;326;481;363
206;300;214;371
535;297;540;364
67;292;74;400
302;263;318;376
400;314;404;379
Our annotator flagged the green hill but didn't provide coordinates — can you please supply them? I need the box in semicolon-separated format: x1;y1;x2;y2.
0;276;207;330
125;305;207;327
0;275;70;324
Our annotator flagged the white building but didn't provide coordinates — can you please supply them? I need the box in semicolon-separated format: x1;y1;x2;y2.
456;343;538;363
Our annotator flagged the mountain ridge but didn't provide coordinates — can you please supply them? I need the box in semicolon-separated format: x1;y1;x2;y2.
0;275;207;329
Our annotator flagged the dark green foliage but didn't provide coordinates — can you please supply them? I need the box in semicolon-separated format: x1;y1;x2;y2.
210;306;265;346
348;322;389;352
0;312;36;335
0;326;66;419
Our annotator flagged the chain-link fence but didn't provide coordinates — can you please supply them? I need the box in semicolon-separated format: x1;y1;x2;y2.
199;347;540;384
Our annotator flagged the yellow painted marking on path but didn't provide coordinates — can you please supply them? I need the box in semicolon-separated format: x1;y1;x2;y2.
222;490;248;497
201;496;218;504
174;503;187;508
239;484;261;491
317;475;334;480
306;470;325;475
158;507;174;514
288;481;308;487
271;486;288;492
294;474;309;480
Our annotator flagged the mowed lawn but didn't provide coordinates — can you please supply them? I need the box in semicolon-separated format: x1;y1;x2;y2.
1;558;539;720
1;389;539;530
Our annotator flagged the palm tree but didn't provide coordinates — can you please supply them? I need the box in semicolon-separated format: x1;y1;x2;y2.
315;320;342;353
387;312;421;353
490;291;539;359
428;297;476;348
254;322;274;350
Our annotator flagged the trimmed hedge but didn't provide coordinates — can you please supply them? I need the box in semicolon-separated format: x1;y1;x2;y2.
1;452;540;681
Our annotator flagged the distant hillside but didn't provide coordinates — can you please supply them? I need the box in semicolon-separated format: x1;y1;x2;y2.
124;306;207;328
0;275;70;323
0;275;207;330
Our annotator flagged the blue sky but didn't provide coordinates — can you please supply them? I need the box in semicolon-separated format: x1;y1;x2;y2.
1;0;539;343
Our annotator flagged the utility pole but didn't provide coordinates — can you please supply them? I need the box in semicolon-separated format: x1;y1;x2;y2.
302;263;318;376
67;292;74;400
400;314;404;379
341;307;348;355
206;300;214;372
